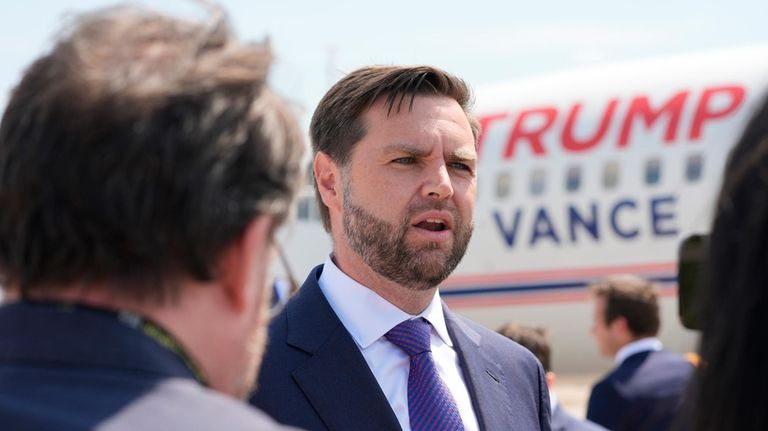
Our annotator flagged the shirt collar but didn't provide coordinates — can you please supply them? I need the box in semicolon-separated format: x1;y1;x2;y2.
318;255;453;350
614;337;663;364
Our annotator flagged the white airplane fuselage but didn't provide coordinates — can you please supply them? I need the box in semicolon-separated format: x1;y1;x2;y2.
280;46;768;372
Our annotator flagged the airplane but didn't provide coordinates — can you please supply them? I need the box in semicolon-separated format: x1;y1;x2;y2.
277;45;768;372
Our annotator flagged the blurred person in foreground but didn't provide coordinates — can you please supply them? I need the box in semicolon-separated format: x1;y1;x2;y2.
586;275;694;431
498;323;607;431
681;94;768;431
0;4;304;431
250;65;551;431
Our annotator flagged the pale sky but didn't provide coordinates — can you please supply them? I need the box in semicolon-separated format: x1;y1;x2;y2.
2;0;768;126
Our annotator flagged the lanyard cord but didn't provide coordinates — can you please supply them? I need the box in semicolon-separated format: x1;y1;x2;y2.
119;310;209;386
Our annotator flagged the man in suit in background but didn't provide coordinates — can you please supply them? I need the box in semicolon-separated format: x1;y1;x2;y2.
0;5;304;430
586;275;694;431
498;323;607;431
250;65;551;431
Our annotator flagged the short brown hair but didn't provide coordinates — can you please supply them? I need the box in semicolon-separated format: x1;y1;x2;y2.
590;275;660;337
497;323;551;372
0;6;304;302
309;65;480;231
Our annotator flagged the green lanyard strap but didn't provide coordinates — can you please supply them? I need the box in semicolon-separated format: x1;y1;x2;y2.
20;299;210;386
118;310;209;386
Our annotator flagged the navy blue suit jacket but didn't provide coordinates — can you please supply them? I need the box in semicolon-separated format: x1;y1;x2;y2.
0;302;294;431
586;349;694;431
250;265;551;431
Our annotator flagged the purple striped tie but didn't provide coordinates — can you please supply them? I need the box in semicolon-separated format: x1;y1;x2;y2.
385;318;465;431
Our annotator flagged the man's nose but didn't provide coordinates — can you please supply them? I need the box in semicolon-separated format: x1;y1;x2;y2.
422;163;454;200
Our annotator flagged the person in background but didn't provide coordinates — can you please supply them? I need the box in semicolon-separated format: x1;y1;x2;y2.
250;65;551;431
586;275;693;431
0;5;304;430
498;323;607;431
682;93;768;431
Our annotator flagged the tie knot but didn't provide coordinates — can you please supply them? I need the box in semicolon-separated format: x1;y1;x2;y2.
385;318;432;357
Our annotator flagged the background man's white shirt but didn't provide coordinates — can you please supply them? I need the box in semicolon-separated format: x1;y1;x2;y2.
614;337;663;365
318;256;480;431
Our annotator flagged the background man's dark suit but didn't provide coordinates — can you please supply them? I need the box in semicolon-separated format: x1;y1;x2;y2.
0;303;293;431
250;266;551;431
586;350;694;431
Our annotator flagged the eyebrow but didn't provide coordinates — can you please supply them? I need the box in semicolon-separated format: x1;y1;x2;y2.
383;143;430;157
383;143;477;162
450;148;477;163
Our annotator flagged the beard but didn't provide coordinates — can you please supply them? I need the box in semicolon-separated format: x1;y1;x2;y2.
342;184;473;290
238;319;266;399
237;277;271;399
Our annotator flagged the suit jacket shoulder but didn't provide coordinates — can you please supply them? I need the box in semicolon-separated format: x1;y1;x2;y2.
551;405;607;431
586;349;694;431
97;379;297;431
444;311;552;431
251;265;400;431
0;302;294;431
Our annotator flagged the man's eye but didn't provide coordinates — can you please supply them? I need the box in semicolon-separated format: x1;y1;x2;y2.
450;162;472;172
392;157;415;165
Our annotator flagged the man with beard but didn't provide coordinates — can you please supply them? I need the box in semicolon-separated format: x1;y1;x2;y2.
0;5;304;430
250;66;551;431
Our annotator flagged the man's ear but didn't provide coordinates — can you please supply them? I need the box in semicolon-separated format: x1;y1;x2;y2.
610;316;631;338
218;215;273;313
314;151;342;214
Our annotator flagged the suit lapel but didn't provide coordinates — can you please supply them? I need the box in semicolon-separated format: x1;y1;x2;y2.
445;307;513;431
285;268;401;431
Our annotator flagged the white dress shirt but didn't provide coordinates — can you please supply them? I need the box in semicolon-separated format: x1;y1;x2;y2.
614;337;663;365
318;256;480;431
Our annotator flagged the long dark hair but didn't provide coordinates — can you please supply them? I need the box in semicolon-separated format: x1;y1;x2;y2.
689;92;768;430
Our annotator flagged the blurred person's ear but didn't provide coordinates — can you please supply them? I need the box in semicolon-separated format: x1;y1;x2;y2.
218;215;274;313
314;151;342;213
609;316;632;340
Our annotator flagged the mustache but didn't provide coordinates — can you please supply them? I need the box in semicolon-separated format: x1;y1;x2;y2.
405;201;460;217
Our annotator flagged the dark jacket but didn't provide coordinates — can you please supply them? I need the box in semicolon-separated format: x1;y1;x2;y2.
586;350;694;431
0;302;296;431
250;265;551;431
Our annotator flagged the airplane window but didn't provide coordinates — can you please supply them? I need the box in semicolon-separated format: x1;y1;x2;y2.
530;168;546;196
686;153;704;182
306;163;315;187
496;171;512;198
297;195;321;221
603;161;619;189
566;165;581;192
309;197;321;221
297;196;311;220
645;158;662;185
